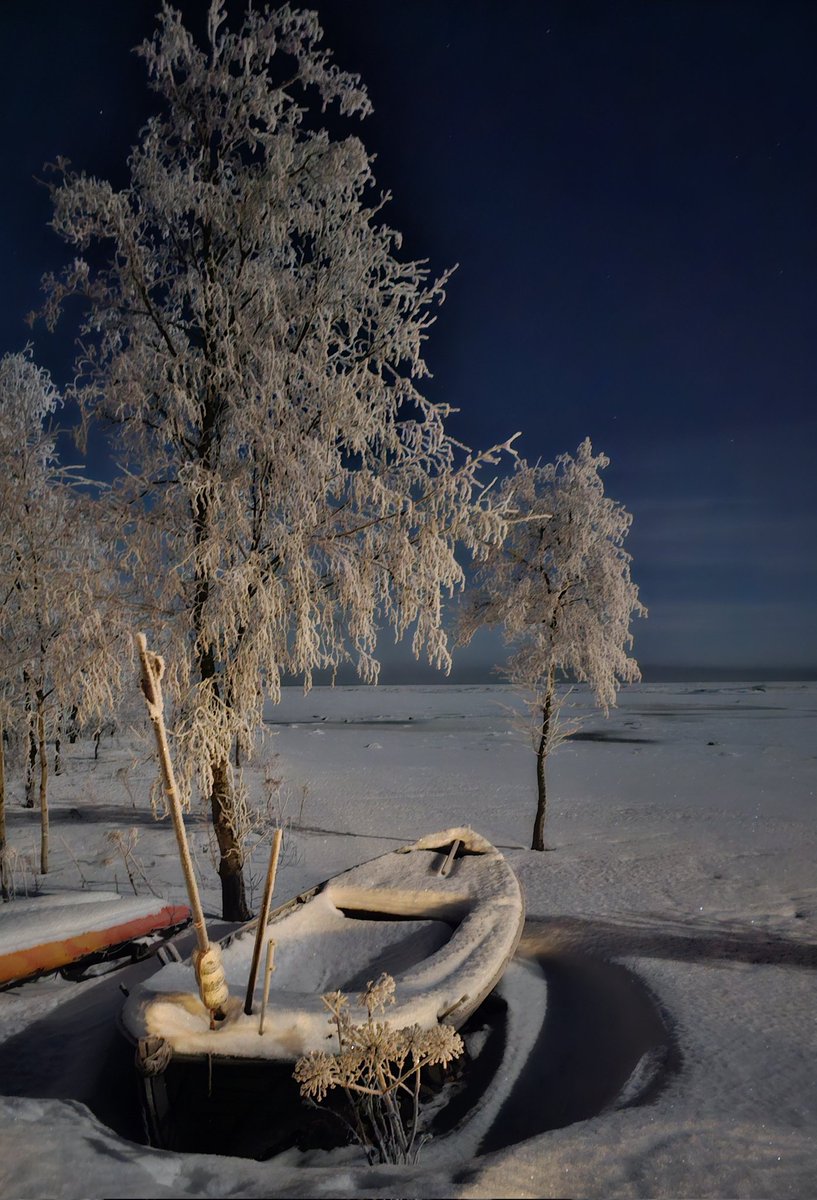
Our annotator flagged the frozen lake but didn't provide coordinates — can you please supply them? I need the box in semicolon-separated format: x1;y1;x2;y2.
1;681;815;1197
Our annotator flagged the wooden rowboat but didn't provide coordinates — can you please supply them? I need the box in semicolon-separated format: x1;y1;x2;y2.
120;828;524;1151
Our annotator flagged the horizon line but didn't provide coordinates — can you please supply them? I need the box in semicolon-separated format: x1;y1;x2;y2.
283;664;817;686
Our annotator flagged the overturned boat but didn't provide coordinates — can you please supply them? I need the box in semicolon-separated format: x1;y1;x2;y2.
0;892;190;987
120;827;524;1152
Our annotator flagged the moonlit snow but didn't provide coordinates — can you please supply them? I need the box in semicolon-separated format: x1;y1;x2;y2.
1;681;815;1198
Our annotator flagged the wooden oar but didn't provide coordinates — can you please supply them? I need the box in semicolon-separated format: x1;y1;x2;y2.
136;632;229;1022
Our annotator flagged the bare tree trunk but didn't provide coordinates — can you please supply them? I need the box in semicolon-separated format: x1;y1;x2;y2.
54;714;62;776
197;641;251;919
192;377;252;921
25;720;37;808
68;704;78;744
210;757;251;921
0;722;9;900
37;696;49;874
531;673;555;851
24;675;36;808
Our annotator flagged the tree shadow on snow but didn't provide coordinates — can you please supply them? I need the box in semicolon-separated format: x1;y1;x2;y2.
521;914;817;972
566;730;659;744
7;804;208;831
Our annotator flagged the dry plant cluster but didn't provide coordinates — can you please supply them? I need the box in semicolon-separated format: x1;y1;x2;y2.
294;973;464;1165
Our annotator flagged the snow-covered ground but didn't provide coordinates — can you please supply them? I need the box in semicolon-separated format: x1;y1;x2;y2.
1;681;815;1197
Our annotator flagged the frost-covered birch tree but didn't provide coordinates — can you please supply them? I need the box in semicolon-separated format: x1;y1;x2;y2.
0;351;123;876
38;2;514;918
459;439;646;851
0;351;60;885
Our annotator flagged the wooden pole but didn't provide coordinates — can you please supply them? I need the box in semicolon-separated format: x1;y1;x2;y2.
244;827;282;1014
257;939;276;1036
439;838;461;878
135;632;229;1019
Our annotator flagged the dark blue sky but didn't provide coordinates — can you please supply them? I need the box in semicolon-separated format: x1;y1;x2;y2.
1;1;815;679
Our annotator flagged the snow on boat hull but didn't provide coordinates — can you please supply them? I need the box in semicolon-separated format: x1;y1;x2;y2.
122;828;524;1064
0;893;191;985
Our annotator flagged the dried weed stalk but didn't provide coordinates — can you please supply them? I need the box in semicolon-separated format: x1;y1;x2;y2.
103;827;158;897
294;973;464;1165
3;843;41;899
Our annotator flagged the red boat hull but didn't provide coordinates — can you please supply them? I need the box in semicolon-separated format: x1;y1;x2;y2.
0;902;191;984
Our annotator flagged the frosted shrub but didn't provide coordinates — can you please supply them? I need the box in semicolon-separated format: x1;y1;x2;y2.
294;973;464;1165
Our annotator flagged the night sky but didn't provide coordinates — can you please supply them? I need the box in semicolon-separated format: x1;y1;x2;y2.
2;1;815;681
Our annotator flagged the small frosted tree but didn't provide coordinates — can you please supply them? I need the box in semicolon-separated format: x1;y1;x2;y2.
0;351;60;884
460;440;646;851
0;351;123;876
38;2;514;917
0;358;41;860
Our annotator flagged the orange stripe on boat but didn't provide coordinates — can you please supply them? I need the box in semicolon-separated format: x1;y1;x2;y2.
0;904;191;984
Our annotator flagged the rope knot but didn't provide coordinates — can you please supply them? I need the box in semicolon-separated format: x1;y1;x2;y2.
193;944;230;1014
